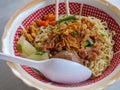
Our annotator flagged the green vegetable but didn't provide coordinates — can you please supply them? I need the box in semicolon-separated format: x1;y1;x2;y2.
70;19;75;23
17;35;37;56
73;31;78;36
89;40;94;46
52;51;58;55
57;16;75;24
28;53;49;61
17;35;49;61
16;44;22;53
36;51;46;55
22;37;37;55
84;41;90;47
49;26;55;30
84;40;94;47
65;21;69;25
100;33;105;37
49;25;58;31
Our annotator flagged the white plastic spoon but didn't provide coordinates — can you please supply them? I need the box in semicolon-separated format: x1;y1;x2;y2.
0;52;92;84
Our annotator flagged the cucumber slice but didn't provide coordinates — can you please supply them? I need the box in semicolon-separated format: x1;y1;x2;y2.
27;53;49;61
17;35;37;56
22;38;36;56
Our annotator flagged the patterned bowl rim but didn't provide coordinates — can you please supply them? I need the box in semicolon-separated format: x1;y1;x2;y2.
2;0;120;90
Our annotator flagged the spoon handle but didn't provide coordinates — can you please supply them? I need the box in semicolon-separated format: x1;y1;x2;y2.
0;52;39;69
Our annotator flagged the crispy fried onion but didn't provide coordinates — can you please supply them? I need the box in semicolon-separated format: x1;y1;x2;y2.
41;17;103;63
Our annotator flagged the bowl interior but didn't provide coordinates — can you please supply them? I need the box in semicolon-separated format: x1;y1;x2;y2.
12;2;120;88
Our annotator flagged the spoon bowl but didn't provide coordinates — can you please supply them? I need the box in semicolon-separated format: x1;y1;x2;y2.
0;52;92;84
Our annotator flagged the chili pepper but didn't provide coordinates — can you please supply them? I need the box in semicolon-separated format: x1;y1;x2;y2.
49;20;56;26
39;20;49;26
